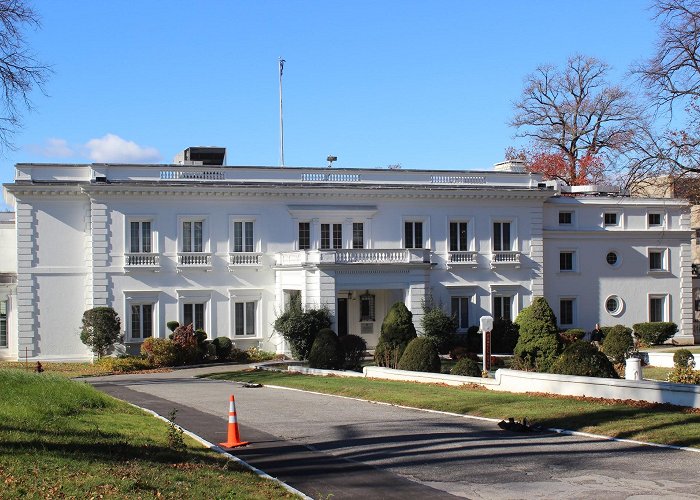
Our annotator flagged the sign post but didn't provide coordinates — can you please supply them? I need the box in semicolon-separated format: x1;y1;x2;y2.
480;315;493;375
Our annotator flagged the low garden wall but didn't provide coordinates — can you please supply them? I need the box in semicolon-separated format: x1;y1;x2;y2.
640;352;675;368
362;366;700;408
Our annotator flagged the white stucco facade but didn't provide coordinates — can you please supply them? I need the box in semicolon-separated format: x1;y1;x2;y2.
0;160;694;361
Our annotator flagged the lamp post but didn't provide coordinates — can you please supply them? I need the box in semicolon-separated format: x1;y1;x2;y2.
480;315;493;374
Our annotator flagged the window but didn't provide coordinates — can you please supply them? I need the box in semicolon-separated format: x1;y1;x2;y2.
360;293;375;322
182;220;203;252
604;213;618;226
233;301;257;336
352;223;364;249
649;250;665;271
404;221;423;249
321;223;342;250
449;222;468;251
298;222;311;250
605;295;623;315
233;221;254;252
559;211;573;225
648;213;662;227
129;221;152;253
493;296;512;321
451;296;470;331
0;300;6;348
559;251;574;271
559;299;574;326
493;222;511;251
130;304;153;340
649;296;666;322
606;251;618;266
183;303;205;331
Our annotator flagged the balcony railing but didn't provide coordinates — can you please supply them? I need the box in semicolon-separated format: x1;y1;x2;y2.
229;252;263;267
491;251;521;267
447;251;478;265
125;252;160;269
276;248;432;266
177;252;212;269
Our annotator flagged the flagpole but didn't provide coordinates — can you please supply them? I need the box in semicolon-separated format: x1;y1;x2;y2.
279;57;285;167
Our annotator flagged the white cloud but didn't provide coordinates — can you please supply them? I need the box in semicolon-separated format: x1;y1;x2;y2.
83;133;161;163
27;138;75;158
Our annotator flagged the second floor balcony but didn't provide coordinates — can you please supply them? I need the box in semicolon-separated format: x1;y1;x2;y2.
177;252;212;270
276;248;432;267
491;251;521;268
124;252;160;271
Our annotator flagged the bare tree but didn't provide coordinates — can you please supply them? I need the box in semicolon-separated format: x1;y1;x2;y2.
511;55;641;185
0;0;49;153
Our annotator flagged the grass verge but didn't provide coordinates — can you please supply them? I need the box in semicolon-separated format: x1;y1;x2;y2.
0;369;297;499
0;360;169;378
208;369;700;449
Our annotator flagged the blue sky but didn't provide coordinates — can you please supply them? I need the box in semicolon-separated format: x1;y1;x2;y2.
3;0;656;184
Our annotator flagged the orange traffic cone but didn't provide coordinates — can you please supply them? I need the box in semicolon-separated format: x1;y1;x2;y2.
219;394;249;448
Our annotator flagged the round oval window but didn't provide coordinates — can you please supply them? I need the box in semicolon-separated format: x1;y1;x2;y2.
606;252;618;266
605;295;623;316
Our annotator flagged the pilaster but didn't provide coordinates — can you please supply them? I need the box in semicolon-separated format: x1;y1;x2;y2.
14;201;37;357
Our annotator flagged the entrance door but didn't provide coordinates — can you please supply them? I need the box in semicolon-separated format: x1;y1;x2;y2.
337;298;348;336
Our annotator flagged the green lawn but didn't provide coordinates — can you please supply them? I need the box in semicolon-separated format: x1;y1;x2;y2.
0;369;298;499
644;345;700;354
209;369;700;449
643;366;673;381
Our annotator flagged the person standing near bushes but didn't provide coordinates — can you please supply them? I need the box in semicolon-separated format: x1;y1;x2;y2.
591;323;604;344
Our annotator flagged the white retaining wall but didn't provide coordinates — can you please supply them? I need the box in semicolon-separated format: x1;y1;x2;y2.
641;352;675;368
362;367;700;408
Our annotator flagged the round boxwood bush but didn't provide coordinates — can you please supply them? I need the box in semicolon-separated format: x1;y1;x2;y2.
212;336;233;360
674;349;695;368
339;334;367;371
166;321;180;333
513;297;561;372
632;322;678;346
550;341;618;378
601;324;633;365
308;328;343;370
397;337;441;373
374;302;417;368
450;357;481;377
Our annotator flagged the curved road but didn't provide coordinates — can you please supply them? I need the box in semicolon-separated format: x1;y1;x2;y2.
88;366;700;499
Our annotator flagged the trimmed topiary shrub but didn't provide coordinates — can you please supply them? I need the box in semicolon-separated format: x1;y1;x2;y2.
491;318;520;354
549;341;618;378
374;302;417;368
513;297;561;372
339;334;367;371
421;302;456;354
274;304;332;360
632;322;678;346
212;336;233;360
397;337;440;373
450;357;481;377
166;321;180;333
601;324;633;365
141;337;178;367
80;306;122;358
308;328;343;370
674;349;695;368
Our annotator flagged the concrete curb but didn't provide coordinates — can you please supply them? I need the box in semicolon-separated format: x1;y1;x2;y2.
126;401;312;500
262;383;700;455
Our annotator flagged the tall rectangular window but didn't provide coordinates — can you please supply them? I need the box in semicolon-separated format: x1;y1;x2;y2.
0;300;7;348
183;303;205;331
649;250;665;271
130;221;152;253
233;221;254;252
493;222;511;251
352;223;364;249
560;299;574;326
451;296;470;330
321;224;330;250
449;222;468;251
130;304;153;340
493;296;512;321
183;221;203;252
649;296;665;322
298;222;311;250
332;224;342;249
321;223;342;250
404;221;423;249
360;293;375;322
559;251;574;271
234;301;256;336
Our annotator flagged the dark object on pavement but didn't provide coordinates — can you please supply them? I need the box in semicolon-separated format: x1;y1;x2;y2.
498;417;534;432
242;382;262;388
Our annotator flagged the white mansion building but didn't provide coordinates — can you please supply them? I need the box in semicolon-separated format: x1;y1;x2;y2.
0;148;695;361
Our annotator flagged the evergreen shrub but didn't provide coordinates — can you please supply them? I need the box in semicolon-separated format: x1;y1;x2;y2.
80;307;122;358
632;322;678;346
601;325;633;364
212;336;233;360
374;302;417;368
339;334;367;371
308;328;343;370
166;321;180;333
397;337;440;373
513;297;561;372
421;302;456;354
273;304;332;360
673;349;695;368
450;357;481;377
491;318;520;354
549;341;618;378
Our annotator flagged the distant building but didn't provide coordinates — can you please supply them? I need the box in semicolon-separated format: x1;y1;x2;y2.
0;150;694;361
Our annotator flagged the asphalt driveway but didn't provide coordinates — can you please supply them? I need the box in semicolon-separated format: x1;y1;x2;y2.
88;366;700;499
